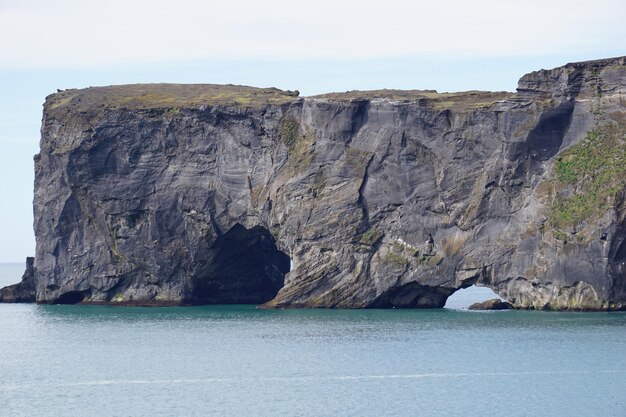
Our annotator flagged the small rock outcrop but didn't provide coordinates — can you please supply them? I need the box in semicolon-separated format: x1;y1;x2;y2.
0;257;35;303
2;57;626;310
468;299;513;310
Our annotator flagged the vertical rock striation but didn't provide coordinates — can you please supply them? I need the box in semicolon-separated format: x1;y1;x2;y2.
4;57;626;309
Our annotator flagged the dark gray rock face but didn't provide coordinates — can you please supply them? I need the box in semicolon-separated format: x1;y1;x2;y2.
468;299;513;311
4;58;626;309
0;257;35;303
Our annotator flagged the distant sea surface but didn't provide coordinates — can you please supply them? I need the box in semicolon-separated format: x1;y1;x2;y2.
1;263;625;416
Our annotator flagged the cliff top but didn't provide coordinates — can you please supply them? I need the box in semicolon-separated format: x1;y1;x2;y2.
44;56;625;114
46;84;514;113
517;56;626;98
311;90;513;110
46;84;301;112
558;56;624;71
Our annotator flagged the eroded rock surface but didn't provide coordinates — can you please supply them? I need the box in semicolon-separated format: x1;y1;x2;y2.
4;57;626;309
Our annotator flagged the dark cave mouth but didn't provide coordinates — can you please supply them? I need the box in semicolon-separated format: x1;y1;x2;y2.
370;279;506;309
371;282;455;308
189;223;290;305
53;290;86;305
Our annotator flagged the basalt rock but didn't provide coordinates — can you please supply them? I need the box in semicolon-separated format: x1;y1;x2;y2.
468;299;513;311
3;57;626;310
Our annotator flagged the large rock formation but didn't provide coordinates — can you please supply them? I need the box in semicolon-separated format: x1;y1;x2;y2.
5;57;626;309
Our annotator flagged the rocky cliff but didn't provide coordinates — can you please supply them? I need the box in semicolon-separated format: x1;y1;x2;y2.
3;57;625;310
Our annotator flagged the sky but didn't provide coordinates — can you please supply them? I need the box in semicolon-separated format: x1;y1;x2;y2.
0;0;624;262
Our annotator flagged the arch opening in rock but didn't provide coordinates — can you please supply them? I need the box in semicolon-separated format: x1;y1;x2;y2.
188;223;290;305
443;285;506;310
370;282;456;308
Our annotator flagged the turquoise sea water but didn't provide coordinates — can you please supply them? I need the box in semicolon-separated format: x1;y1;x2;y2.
1;264;625;416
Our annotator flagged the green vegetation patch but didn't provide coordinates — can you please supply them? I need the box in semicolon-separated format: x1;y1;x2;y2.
359;228;383;246
383;252;409;267
312;169;327;198
278;117;300;147
284;123;315;173
550;122;626;230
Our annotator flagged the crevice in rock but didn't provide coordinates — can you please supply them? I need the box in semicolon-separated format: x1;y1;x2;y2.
611;239;626;264
608;229;626;302
349;100;370;138
206;192;223;237
356;154;375;231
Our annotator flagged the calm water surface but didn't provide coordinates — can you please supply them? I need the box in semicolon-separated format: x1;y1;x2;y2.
1;264;625;416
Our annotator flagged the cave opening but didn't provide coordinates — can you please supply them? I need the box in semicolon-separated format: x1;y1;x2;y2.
53;291;86;305
371;282;455;308
189;223;290;305
443;285;505;310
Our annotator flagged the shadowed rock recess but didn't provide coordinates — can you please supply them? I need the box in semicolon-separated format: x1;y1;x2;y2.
2;57;626;310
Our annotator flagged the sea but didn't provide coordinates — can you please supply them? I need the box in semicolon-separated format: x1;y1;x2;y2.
1;262;625;416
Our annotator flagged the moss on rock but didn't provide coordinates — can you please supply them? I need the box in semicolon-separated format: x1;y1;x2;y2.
550;122;626;233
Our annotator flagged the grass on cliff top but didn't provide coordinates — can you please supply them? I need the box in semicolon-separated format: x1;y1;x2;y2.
47;84;301;112
47;84;514;114
550;121;626;231
311;90;513;111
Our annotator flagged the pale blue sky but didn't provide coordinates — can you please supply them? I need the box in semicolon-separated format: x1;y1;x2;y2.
0;0;624;261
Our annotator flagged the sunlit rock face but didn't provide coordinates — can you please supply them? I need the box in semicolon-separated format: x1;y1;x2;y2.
21;57;626;310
